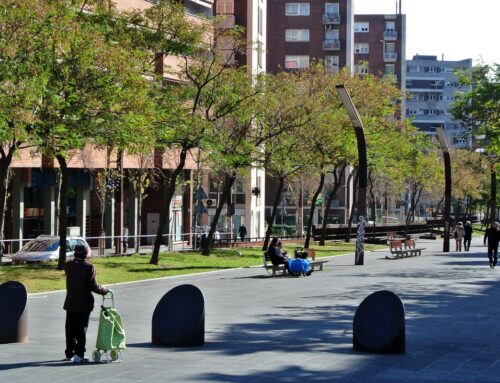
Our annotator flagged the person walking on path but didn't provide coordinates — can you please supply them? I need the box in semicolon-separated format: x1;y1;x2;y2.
464;221;473;251
238;224;247;242
64;245;108;363
484;221;500;269
454;221;466;252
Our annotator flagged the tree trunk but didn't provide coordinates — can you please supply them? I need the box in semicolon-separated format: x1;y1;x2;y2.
202;172;236;256
320;164;346;246
345;173;358;243
135;185;143;254
150;148;188;265
115;150;124;254
262;177;285;251
56;155;69;270
304;172;325;249
0;150;14;255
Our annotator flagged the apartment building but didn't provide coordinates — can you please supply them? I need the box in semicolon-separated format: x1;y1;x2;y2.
405;55;473;148
353;13;406;92
266;0;354;74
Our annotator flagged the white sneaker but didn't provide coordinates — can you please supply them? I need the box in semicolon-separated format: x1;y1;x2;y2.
73;355;89;364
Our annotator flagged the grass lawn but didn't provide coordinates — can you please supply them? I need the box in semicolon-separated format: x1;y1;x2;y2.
0;242;386;293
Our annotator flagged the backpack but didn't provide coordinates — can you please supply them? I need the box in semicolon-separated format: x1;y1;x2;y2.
288;258;310;277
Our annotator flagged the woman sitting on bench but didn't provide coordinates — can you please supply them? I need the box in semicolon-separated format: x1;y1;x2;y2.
268;237;290;270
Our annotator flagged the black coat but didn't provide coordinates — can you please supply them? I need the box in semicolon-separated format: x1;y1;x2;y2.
484;228;500;247
268;246;288;265
64;259;108;313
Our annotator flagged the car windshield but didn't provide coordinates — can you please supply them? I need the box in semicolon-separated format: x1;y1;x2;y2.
21;239;59;252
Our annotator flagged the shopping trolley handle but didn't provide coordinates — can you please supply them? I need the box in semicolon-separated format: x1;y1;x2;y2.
101;289;114;308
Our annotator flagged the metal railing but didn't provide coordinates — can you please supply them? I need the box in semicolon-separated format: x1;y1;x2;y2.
323;12;341;24
323;39;341;50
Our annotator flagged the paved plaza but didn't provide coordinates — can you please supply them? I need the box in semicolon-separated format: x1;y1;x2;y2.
1;236;500;383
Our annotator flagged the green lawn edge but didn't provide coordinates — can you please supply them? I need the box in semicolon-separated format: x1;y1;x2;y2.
0;242;386;294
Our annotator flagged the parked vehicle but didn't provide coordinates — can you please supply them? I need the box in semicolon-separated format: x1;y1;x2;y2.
10;235;91;263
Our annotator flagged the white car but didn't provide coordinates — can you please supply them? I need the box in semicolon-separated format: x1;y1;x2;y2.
11;235;91;263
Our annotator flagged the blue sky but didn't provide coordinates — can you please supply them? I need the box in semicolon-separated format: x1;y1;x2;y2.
354;0;500;65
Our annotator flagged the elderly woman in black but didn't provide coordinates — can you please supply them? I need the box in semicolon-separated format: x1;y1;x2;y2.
268;237;290;269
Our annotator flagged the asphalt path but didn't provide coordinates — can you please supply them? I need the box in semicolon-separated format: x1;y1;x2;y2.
1;236;500;383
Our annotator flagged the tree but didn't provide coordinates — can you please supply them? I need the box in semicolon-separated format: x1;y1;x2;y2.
0;0;50;249
146;14;254;264
452;63;500;222
199;68;261;256
256;72;316;251
31;1;152;269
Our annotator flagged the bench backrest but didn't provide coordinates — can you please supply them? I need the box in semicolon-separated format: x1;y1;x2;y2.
306;248;316;260
263;252;271;266
405;239;416;249
390;240;404;251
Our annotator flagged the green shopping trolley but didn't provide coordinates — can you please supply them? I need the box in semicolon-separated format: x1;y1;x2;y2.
91;291;126;363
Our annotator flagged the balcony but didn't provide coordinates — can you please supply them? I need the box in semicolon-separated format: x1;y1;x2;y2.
383;30;398;40
323;12;341;24
323;39;341;51
384;52;397;62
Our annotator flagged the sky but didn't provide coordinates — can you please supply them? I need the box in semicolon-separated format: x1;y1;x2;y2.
354;0;500;65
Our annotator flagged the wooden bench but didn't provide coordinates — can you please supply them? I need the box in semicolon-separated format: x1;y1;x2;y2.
404;239;425;256
304;249;329;271
262;252;287;277
262;249;329;276
386;239;425;259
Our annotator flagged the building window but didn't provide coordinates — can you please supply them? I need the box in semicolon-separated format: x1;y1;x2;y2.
216;0;234;14
285;29;310;42
285;3;310;16
325;55;339;72
285;55;310;69
325;2;339;13
385;42;396;53
385;21;395;32
354;22;369;32
385;64;395;74
354;43;369;54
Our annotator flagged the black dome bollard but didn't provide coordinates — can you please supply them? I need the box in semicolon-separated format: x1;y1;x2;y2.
353;290;405;354
0;281;28;344
152;284;205;347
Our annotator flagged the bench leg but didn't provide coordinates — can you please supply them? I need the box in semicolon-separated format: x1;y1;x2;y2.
272;268;276;277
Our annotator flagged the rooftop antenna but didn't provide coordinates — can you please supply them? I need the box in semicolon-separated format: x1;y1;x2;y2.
399;0;402;14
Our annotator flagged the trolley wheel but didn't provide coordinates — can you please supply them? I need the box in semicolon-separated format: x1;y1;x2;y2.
110;349;120;361
92;350;101;362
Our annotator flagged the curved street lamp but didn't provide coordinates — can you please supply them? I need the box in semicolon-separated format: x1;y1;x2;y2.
436;127;452;252
336;85;367;265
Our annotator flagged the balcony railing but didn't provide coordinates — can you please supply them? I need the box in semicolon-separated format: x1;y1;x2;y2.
383;30;398;40
323;12;341;24
384;52;398;62
323;39;341;51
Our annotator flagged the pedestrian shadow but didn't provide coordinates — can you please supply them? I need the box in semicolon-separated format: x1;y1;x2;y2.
0;359;80;370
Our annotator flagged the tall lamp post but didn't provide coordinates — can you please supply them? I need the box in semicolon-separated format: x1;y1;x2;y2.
436;127;451;252
336;85;367;265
